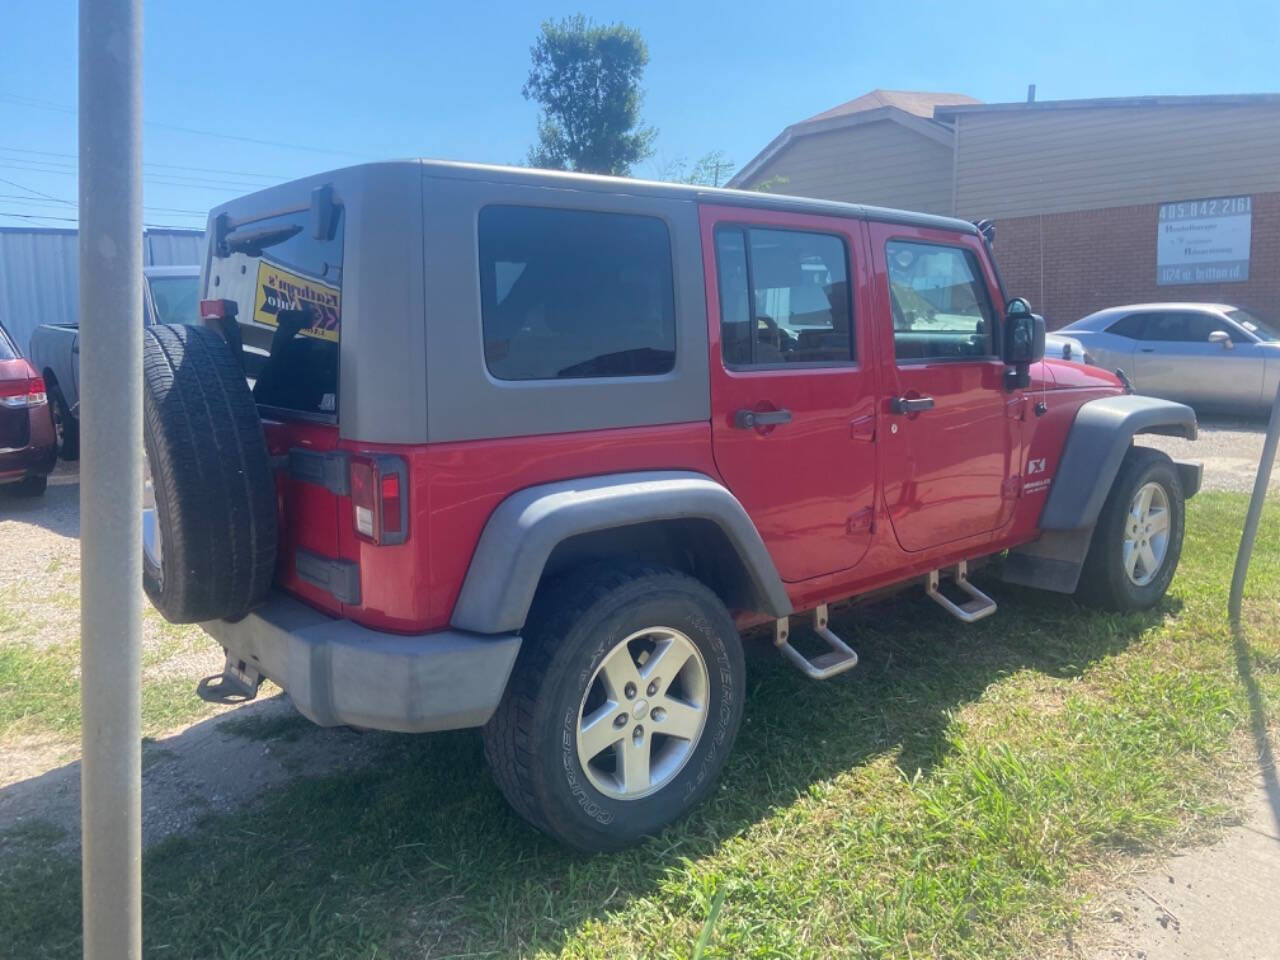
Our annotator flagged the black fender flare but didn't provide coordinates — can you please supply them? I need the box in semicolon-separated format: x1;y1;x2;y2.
1040;394;1199;532
1004;394;1200;594
450;471;792;634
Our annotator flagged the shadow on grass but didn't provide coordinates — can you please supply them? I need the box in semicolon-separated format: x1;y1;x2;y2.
0;577;1175;959
1231;621;1280;838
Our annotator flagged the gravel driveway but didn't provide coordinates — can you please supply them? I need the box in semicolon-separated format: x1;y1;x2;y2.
1137;414;1279;494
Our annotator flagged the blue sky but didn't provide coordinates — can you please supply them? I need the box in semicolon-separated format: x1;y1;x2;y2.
1;0;1277;231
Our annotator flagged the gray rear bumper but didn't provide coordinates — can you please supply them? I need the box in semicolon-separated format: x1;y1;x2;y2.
201;593;521;733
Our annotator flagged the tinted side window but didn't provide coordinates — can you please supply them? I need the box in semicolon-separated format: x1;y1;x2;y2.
478;206;676;381
1106;314;1147;339
0;325;16;360
1143;312;1235;342
713;225;853;366
885;240;995;361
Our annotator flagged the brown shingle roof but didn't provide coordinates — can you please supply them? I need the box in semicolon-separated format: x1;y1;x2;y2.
804;89;981;123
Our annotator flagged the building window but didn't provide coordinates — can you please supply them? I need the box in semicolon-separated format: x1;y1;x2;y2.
885;240;995;362
478;206;676;381
713;226;853;367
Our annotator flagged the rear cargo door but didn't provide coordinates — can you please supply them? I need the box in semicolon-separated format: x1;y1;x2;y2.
204;197;347;614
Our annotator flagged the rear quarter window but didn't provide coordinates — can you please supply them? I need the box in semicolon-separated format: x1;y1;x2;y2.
209;206;344;418
478;205;676;381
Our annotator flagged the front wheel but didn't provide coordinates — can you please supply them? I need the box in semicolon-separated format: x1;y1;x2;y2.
483;562;746;851
1077;446;1185;611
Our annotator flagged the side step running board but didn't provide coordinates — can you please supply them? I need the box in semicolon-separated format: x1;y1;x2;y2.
926;561;997;623
774;604;859;680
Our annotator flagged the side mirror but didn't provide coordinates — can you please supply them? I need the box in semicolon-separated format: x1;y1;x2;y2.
1003;298;1046;365
1208;329;1234;350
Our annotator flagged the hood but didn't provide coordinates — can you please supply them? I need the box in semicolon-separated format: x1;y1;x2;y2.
1041;357;1124;391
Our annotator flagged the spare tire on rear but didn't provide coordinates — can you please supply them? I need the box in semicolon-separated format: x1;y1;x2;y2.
143;323;277;623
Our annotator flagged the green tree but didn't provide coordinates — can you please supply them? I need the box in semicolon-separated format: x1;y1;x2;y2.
523;15;656;175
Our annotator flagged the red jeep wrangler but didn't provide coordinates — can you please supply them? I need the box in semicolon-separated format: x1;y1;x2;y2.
141;162;1200;850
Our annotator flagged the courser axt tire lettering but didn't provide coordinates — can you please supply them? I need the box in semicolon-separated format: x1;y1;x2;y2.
142;323;277;623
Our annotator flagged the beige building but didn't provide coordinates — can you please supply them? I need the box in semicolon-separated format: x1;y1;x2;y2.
730;90;1280;327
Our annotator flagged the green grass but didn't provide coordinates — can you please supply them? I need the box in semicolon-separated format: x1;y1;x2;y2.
0;634;214;739
2;492;1278;959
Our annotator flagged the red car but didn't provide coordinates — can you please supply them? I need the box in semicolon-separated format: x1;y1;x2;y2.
0;321;55;497
139;162;1201;849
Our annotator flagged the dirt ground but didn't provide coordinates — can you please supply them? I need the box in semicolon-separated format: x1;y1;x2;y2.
0;416;1276;853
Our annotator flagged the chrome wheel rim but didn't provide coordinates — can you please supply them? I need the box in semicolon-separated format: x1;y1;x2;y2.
1124;481;1170;587
576;627;709;801
142;453;163;583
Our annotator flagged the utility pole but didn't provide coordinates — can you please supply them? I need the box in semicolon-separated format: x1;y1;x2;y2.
78;0;143;957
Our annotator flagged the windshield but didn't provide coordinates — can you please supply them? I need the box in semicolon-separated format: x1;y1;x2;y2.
148;275;200;326
1226;308;1280;342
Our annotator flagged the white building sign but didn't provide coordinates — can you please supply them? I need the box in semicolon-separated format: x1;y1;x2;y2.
1156;195;1251;285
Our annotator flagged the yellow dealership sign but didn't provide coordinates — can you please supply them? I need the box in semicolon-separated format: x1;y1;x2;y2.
252;260;341;342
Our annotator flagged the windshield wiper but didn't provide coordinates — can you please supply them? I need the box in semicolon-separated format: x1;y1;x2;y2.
222;223;302;257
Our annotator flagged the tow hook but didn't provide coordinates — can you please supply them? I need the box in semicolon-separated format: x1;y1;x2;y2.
196;653;262;705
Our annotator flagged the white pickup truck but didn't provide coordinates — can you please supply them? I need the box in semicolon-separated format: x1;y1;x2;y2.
28;265;199;459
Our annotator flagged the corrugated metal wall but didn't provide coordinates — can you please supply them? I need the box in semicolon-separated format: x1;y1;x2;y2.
0;227;204;352
952;103;1280;220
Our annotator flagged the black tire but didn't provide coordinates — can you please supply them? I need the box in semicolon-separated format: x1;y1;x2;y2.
48;379;79;461
483;562;746;851
6;475;47;497
1076;446;1185;611
143;323;276;623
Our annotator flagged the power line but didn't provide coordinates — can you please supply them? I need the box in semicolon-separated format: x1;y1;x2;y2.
0;175;71;204
0;144;286;182
0;195;207;218
1;91;365;158
0;209;202;230
0;159;274;193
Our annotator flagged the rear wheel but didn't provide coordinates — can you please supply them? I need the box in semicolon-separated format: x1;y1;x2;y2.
483;562;745;851
48;380;78;461
1077;446;1185;611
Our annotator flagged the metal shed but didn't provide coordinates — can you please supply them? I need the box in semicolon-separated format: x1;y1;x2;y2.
0;227;204;352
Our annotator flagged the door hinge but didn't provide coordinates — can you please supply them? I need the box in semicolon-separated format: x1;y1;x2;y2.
1001;476;1021;500
847;506;875;534
1005;396;1026;420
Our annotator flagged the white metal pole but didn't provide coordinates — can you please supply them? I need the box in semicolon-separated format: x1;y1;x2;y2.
1230;380;1280;623
78;0;143;957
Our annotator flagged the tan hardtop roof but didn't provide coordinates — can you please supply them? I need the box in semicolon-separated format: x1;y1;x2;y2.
415;159;979;234
208;159;978;236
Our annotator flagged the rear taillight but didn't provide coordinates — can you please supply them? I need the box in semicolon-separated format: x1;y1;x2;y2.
348;454;408;545
0;375;47;409
200;298;239;321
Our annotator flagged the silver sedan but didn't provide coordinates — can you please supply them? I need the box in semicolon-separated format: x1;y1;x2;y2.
1056;302;1280;414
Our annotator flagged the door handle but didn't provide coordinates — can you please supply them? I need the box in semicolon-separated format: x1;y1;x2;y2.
890;396;935;414
1140;348;1156;353
733;408;792;429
